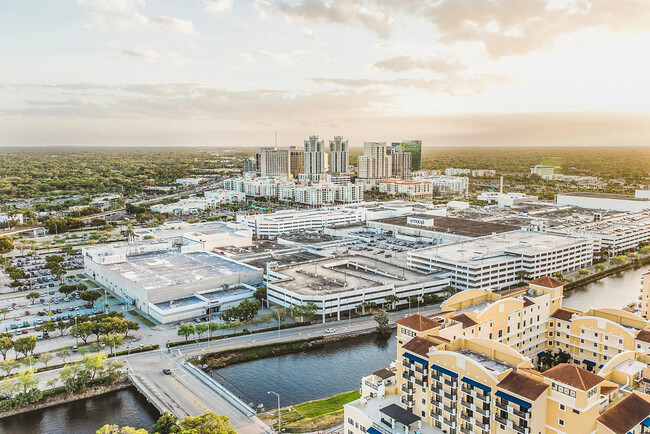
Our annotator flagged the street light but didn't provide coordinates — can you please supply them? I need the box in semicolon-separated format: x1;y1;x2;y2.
267;391;281;432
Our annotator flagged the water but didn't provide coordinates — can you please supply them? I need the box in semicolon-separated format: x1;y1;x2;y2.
0;387;160;434
213;332;397;410
563;266;648;310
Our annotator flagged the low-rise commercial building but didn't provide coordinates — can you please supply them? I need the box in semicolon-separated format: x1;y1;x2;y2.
83;241;263;323
556;192;650;212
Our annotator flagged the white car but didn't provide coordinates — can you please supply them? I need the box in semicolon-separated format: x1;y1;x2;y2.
325;328;336;333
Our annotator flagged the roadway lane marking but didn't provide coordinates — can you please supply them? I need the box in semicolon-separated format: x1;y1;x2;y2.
166;376;209;413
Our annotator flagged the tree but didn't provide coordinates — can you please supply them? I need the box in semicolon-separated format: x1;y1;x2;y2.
151;412;180;434
39;320;57;335
177;324;195;342
39;352;53;368
610;255;627;266
56;348;70;363
207;322;219;338
26;291;40;305
384;295;400;310
194;323;209;340
84;352;107;380
373;312;391;336
0;360;19;376
58;284;77;296
253;286;267;306
179;413;237;434
80;290;102;305
56;320;71;336
13;367;40;402
595;263;606;272
0;336;13;361
71;322;94;344
0;236;14;253
639;246;650;255
124;320;140;338
0;308;9;320
100;333;124;356
59;361;92;393
13;336;36;358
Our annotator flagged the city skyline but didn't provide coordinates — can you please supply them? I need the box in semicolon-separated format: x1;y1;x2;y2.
1;0;650;147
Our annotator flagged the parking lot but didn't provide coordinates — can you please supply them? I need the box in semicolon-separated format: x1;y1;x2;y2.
1;251;103;339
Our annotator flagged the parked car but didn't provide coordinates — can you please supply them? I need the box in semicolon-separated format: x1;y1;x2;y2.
162;368;172;375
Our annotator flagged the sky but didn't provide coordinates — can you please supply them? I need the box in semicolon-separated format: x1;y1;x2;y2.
1;0;650;148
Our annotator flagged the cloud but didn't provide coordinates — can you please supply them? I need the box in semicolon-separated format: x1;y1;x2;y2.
202;0;233;14
237;53;255;63
373;55;467;74
260;49;308;67
301;27;319;41
265;0;392;39
77;0;145;13
83;11;149;30
121;46;161;62
419;0;650;59
152;16;198;36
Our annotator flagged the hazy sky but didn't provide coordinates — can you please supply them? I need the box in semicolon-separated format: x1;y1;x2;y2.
2;0;650;147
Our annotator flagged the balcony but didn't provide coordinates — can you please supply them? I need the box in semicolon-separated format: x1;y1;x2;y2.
444;404;457;414
460;427;472;434
414;378;425;387
444;378;457;387
430;410;442;421
372;423;393;434
365;380;378;390
475;421;490;430
513;408;530;420
401;384;413;395
460;413;470;423
475;391;490;402
495;400;508;411
443;418;456;428
401;396;414;405
460;399;472;409
443;391;455;400
403;360;414;369
415;366;428;375
475;406;489;417
513;424;529;434
495;415;507;425
461;385;472;395
430;398;442;408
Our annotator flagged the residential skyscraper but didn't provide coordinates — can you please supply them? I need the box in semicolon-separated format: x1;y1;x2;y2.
392;140;422;171
358;142;392;179
388;145;412;179
242;157;257;174
329;136;349;174
303;135;325;175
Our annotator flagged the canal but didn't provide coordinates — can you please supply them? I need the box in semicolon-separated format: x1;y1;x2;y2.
563;266;646;310
0;387;160;434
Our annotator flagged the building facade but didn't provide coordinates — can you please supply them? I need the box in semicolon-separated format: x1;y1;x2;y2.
304;135;326;175
393;140;422;171
358;142;392;180
242;157;257;174
389;145;413;180
379;180;433;198
330;136;349;174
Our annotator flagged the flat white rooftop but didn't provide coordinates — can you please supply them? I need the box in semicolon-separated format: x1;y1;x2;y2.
105;250;257;290
411;231;588;265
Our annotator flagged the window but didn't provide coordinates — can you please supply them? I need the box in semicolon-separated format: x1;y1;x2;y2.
573;409;580;414
558;419;565;427
559;404;565;411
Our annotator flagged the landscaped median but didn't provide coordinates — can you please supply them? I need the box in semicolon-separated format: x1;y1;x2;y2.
259;390;361;432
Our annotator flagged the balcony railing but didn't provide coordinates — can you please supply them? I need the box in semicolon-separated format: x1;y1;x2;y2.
415;378;424;387
430;410;442;420
460;413;471;423
430;398;442;407
444;378;457;387
460;427;472;434
443;418;456;428
495;400;508;411
365;380;378;390
495;415;507;425
461;385;472;395
401;396;414;405
513;424;529;434
444;404;456;414
475;406;489;416
372;422;393;434
513;408;530;419
415;366;427;375
401;384;413;395
443;391;455;400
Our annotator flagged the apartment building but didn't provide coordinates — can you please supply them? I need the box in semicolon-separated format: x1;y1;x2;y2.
389;145;412;180
330;136;349;174
345;279;650;434
471;170;497;177
445;168;471;176
408;231;593;291
304;135;326;175
242;157;257;174
379;180;433;198
392;140;422;171
415;175;469;196
358;142;392;180
259;146;304;178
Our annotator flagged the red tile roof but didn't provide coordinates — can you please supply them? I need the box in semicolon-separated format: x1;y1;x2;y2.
395;313;441;332
451;313;477;329
636;329;650;343
550;308;580;322
528;275;565;288
402;336;433;358
497;371;549;401
542;364;604;391
598;392;650;434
